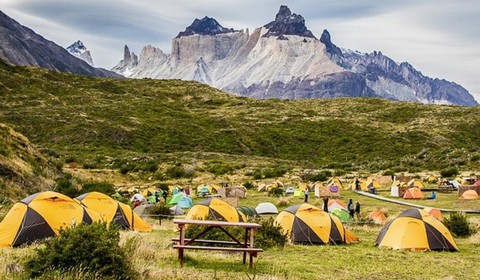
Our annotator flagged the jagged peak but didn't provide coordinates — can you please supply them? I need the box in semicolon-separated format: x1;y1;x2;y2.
319;29;343;57
176;16;235;38
66;40;87;53
263;5;316;39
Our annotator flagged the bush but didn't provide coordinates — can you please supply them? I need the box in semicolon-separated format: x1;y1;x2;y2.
301;170;332;182
150;203;172;219
443;212;475;237
81;181;116;195
253;217;288;248
24;222;138;280
55;174;79;198
440;166;459;178
243;181;254;190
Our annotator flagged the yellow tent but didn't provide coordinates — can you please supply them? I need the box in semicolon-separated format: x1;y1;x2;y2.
326;177;344;189
407;179;425;189
186;198;246;222
76;192;151;232
0;191;102;248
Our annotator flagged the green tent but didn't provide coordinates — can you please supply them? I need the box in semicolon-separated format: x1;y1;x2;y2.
237;206;257;218
331;208;351;222
293;189;303;197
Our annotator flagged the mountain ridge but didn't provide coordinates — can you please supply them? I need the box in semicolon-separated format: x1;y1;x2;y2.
112;6;477;106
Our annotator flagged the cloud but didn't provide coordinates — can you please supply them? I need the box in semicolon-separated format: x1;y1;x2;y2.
1;0;479;101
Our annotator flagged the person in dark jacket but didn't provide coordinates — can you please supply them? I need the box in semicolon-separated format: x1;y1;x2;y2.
354;201;361;220
323;197;329;212
347;199;354;219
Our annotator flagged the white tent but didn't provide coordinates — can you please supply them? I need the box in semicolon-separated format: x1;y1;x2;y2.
285;187;295;195
130;193;146;202
390;186;400;197
170;205;185;215
255;202;279;214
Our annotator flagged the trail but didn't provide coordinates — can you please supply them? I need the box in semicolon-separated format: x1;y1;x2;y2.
353;190;480;214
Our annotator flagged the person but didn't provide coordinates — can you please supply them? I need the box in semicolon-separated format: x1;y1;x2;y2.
347;199;355;220
427;191;436;199
323;197;329;212
304;188;309;203
162;189;168;203
355;201;361;220
133;199;140;209
355;178;360;191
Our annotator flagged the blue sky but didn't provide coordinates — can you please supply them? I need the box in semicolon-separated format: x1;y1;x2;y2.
2;0;479;101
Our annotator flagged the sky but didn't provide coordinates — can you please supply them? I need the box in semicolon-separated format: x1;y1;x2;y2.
1;0;479;102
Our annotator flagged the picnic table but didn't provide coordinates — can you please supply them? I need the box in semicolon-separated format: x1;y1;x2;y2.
172;219;263;268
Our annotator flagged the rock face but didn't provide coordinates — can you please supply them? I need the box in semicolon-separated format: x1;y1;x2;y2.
112;5;478;106
66;40;94;66
0;11;119;77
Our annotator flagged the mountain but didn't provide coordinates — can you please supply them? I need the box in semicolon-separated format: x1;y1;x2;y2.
0;10;119;78
66;40;94;66
113;5;477;106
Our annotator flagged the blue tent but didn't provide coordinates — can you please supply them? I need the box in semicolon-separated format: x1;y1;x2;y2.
177;196;193;209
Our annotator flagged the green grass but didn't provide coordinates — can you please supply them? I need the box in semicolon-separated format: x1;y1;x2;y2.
0;61;479;178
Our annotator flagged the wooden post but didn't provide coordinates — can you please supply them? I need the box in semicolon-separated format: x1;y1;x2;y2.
179;224;185;267
249;228;255;269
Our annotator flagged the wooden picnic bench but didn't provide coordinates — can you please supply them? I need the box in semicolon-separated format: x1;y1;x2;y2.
172;219;263;269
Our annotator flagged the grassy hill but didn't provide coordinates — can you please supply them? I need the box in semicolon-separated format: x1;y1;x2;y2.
0;123;60;200
0;60;479;182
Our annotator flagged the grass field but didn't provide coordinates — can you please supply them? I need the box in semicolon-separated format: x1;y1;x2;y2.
1;188;480;280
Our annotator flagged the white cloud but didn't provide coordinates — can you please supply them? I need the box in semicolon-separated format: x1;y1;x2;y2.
1;0;479;101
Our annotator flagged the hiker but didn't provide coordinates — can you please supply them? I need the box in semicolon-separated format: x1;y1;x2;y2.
427;191;436;200
347;199;355;219
162;190;168;203
304;188;309;203
323;197;329;212
369;185;377;194
355;178;360;190
355;201;361;220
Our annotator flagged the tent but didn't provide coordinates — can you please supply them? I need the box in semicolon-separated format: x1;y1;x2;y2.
407;179;425;189
423;207;444;222
326;177;344;189
237;206;257;218
170;205;185;215
460;190;478;200
169;193;194;208
133;204;156;217
331;208;351;222
142;187;157;197
325;199;347;212
375;208;458;251
274;203;356;244
390;186;400;197
362;177;381;191
293;189;304;198
255;202;279;214
367;210;387;225
0;191;102;248
403;188;425;199
185;198;246;222
425;175;438;183
130;193;146;202
76;192;152;232
285;187;296;195
297;184;309;191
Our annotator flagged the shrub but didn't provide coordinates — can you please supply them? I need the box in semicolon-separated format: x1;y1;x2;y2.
150;203;172;220
55;174;79;198
253;217;288;248
443;212;475;237
243;181;254;190
24;222;138;280
81;181;115;195
301;170;332;182
440;166;459;178
268;187;284;197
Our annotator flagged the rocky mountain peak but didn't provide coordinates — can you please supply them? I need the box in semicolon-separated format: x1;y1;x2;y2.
263;5;316;39
319;29;343;57
176;16;235;38
66;40;94;66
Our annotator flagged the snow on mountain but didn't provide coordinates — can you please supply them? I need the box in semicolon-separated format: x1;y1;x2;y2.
112;6;478;106
66;40;94;66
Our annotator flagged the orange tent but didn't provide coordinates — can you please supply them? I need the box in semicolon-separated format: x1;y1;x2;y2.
474;181;480;187
403;188;425;199
368;210;387;225
423;207;444;221
460;190;478;200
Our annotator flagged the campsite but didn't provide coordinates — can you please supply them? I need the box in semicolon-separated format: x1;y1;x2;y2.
1;176;480;280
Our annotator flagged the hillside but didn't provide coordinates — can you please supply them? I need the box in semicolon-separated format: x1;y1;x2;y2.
0;60;479;181
0;122;60;199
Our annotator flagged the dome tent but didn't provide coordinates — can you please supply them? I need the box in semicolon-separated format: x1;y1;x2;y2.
255;202;279;214
0;191;102;248
76;192;152;232
274;203;357;245
186;198;246;222
375;208;458;251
